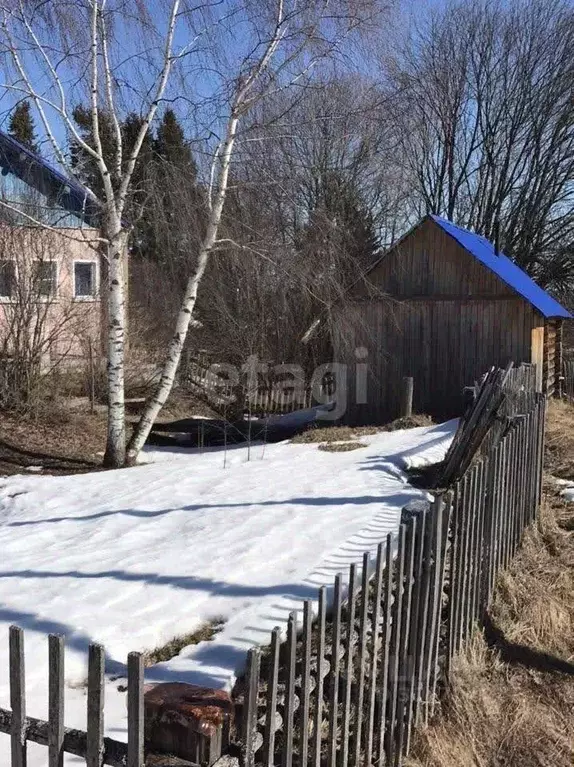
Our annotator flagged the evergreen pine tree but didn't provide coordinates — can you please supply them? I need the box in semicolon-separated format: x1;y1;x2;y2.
154;109;195;171
8;101;38;152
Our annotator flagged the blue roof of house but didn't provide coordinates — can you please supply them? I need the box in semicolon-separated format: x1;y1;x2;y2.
431;215;571;319
0;129;101;226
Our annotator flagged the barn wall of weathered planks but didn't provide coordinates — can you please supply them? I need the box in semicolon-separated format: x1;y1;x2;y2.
331;218;561;424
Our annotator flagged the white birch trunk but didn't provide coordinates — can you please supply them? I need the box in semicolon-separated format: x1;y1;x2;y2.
125;112;240;464
103;222;128;467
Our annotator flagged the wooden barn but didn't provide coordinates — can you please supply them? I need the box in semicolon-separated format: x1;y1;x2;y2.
332;215;571;424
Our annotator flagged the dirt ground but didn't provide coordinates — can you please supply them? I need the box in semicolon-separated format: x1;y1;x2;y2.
0;391;211;475
407;398;574;767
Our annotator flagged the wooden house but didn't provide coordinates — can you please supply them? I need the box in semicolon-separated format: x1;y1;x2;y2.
0;130;102;365
331;215;571;424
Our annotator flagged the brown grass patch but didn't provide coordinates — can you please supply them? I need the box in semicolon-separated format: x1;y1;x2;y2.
291;414;433;445
317;441;365;453
143;618;225;667
544;397;574;479
407;493;574;767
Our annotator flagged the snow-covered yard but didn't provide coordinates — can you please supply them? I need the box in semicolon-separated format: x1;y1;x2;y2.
0;420;455;765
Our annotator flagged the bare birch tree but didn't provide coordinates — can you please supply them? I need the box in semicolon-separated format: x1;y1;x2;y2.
0;0;379;466
125;0;381;463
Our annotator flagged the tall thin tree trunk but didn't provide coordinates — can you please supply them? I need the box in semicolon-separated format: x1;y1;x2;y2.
103;225;128;467
125;113;240;465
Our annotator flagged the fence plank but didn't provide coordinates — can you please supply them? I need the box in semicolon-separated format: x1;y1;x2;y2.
378;533;394;760
283;613;297;767
243;648;260;767
48;634;64;767
472;461;486;626
312;586;327;767
420;497;443;724
9;625;26;767
465;466;479;639
454;475;469;654
353;552;371;766
365;543;384;766
263;627;280;767
127;652;144;767
385;524;406;764
341;564;357;767
87;643;105;767
429;497;452;718
299;605;312;767
395;516;417;763
328;575;342;767
405;507;428;753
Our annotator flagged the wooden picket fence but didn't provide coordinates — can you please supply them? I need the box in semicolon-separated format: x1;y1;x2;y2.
238;393;546;767
179;352;335;417
0;628;145;766
562;358;574;401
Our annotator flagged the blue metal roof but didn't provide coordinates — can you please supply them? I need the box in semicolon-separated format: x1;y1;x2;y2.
431;215;571;319
0;129;101;226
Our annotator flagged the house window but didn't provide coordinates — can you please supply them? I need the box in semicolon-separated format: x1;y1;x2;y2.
34;261;57;297
74;261;96;298
0;260;15;298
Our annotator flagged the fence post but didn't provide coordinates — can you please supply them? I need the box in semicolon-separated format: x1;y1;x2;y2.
242;648;260;767
401;377;414;418
87;643;105;767
48;634;64;767
9;625;26;767
127;652;144;767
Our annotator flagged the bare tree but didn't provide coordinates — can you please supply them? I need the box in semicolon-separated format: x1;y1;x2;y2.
0;0;381;466
387;0;574;290
125;0;382;463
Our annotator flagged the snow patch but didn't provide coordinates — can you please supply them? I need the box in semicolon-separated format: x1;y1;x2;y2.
0;418;456;765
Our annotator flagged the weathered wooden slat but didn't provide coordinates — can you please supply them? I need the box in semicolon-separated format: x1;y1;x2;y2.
395;516;417;762
353;552;371;766
453;474;469;654
420;497;443;724
340;564;356;767
385;525;406;764
242;648;260;767
462;468;476;642
472;461;486;625
48;634;64;767
488;445;502;602
365;543;384;766
405;507;428;754
327;575;342;767
263;628;280;767
0;708;129;766
9;625;26;767
283;613;297;767
299;605;312;767
411;502;435;728
377;532;394;760
312;586;327;767
127;652;144;767
429;497;452;717
87;643;105;767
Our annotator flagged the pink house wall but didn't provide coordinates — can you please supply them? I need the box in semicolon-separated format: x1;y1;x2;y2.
0;225;102;366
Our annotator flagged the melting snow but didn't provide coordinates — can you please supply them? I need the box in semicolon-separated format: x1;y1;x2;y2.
0;419;455;764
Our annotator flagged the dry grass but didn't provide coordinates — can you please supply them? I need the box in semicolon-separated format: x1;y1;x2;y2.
143;618;225;667
291;414;433;444
407;402;574;767
544;397;574;478
317;441;365;452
